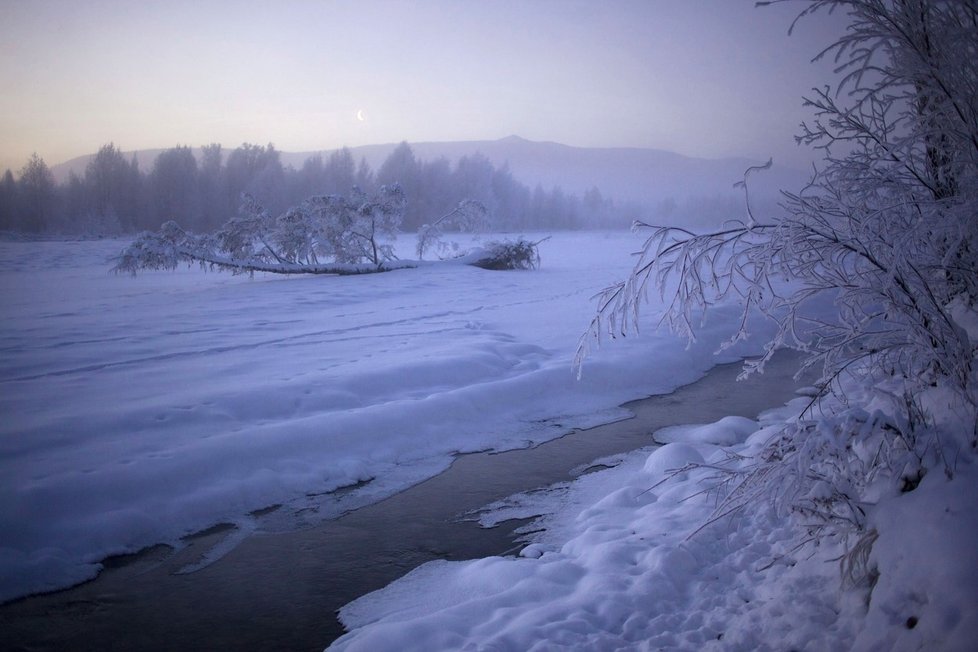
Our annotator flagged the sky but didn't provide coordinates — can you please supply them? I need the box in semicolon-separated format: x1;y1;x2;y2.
0;0;849;174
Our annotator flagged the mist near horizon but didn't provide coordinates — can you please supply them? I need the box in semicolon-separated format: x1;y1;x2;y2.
0;0;849;174
1;135;806;236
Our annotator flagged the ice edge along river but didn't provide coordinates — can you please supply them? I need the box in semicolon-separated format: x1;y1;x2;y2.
1;232;782;604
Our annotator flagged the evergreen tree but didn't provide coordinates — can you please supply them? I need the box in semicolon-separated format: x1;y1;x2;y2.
148;146;200;231
0;169;18;231
85;143;141;231
18;154;57;232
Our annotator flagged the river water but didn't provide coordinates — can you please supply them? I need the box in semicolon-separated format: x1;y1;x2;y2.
0;352;809;651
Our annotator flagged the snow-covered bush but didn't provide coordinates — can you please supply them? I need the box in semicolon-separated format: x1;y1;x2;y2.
469;238;543;270
114;185;408;275
579;0;977;570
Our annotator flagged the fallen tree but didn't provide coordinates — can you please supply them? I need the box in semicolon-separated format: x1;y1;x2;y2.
113;185;542;276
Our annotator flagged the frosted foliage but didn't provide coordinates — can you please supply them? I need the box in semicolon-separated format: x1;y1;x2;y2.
580;0;977;557
114;185;407;275
470;239;542;271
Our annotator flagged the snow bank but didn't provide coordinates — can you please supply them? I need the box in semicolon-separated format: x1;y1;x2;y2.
855;463;978;651
332;401;978;651
0;232;774;602
653;415;758;446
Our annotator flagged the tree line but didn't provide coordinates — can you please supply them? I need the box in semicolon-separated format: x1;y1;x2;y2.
0;142;640;235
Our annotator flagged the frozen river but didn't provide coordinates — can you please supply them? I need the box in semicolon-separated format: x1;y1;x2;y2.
0;350;807;650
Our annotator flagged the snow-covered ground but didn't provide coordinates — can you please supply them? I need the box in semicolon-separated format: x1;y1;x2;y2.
332;394;978;652
0;231;772;603
4;232;975;650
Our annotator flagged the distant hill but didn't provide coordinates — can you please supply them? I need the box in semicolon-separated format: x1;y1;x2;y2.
51;136;808;208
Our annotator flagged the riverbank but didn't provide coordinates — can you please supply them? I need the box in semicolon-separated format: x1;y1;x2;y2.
332;373;978;652
1;232;784;605
0;353;811;651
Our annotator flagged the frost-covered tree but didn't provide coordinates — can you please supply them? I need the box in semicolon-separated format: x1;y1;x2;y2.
579;0;978;561
116;185;406;274
115;185;539;276
416;199;488;260
333;184;406;266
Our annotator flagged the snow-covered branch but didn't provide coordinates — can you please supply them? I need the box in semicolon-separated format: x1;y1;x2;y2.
580;0;978;560
113;187;542;277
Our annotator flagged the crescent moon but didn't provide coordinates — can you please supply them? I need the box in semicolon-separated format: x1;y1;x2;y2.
356;109;365;122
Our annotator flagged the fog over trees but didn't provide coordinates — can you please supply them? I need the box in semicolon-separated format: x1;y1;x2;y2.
0;141;638;235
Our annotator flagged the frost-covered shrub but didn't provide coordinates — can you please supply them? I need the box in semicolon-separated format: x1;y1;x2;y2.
470;238;542;271
579;0;978;560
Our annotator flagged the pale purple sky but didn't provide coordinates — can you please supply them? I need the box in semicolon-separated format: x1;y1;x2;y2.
0;0;848;173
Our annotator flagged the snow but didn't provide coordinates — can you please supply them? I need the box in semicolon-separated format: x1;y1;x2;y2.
653;415;758;446
856;463;978;651
332;396;978;651
333;408;852;651
4;233;974;650
0;231;773;603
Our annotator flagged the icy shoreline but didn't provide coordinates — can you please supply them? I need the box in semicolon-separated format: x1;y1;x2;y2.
1;351;810;651
331;392;978;652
